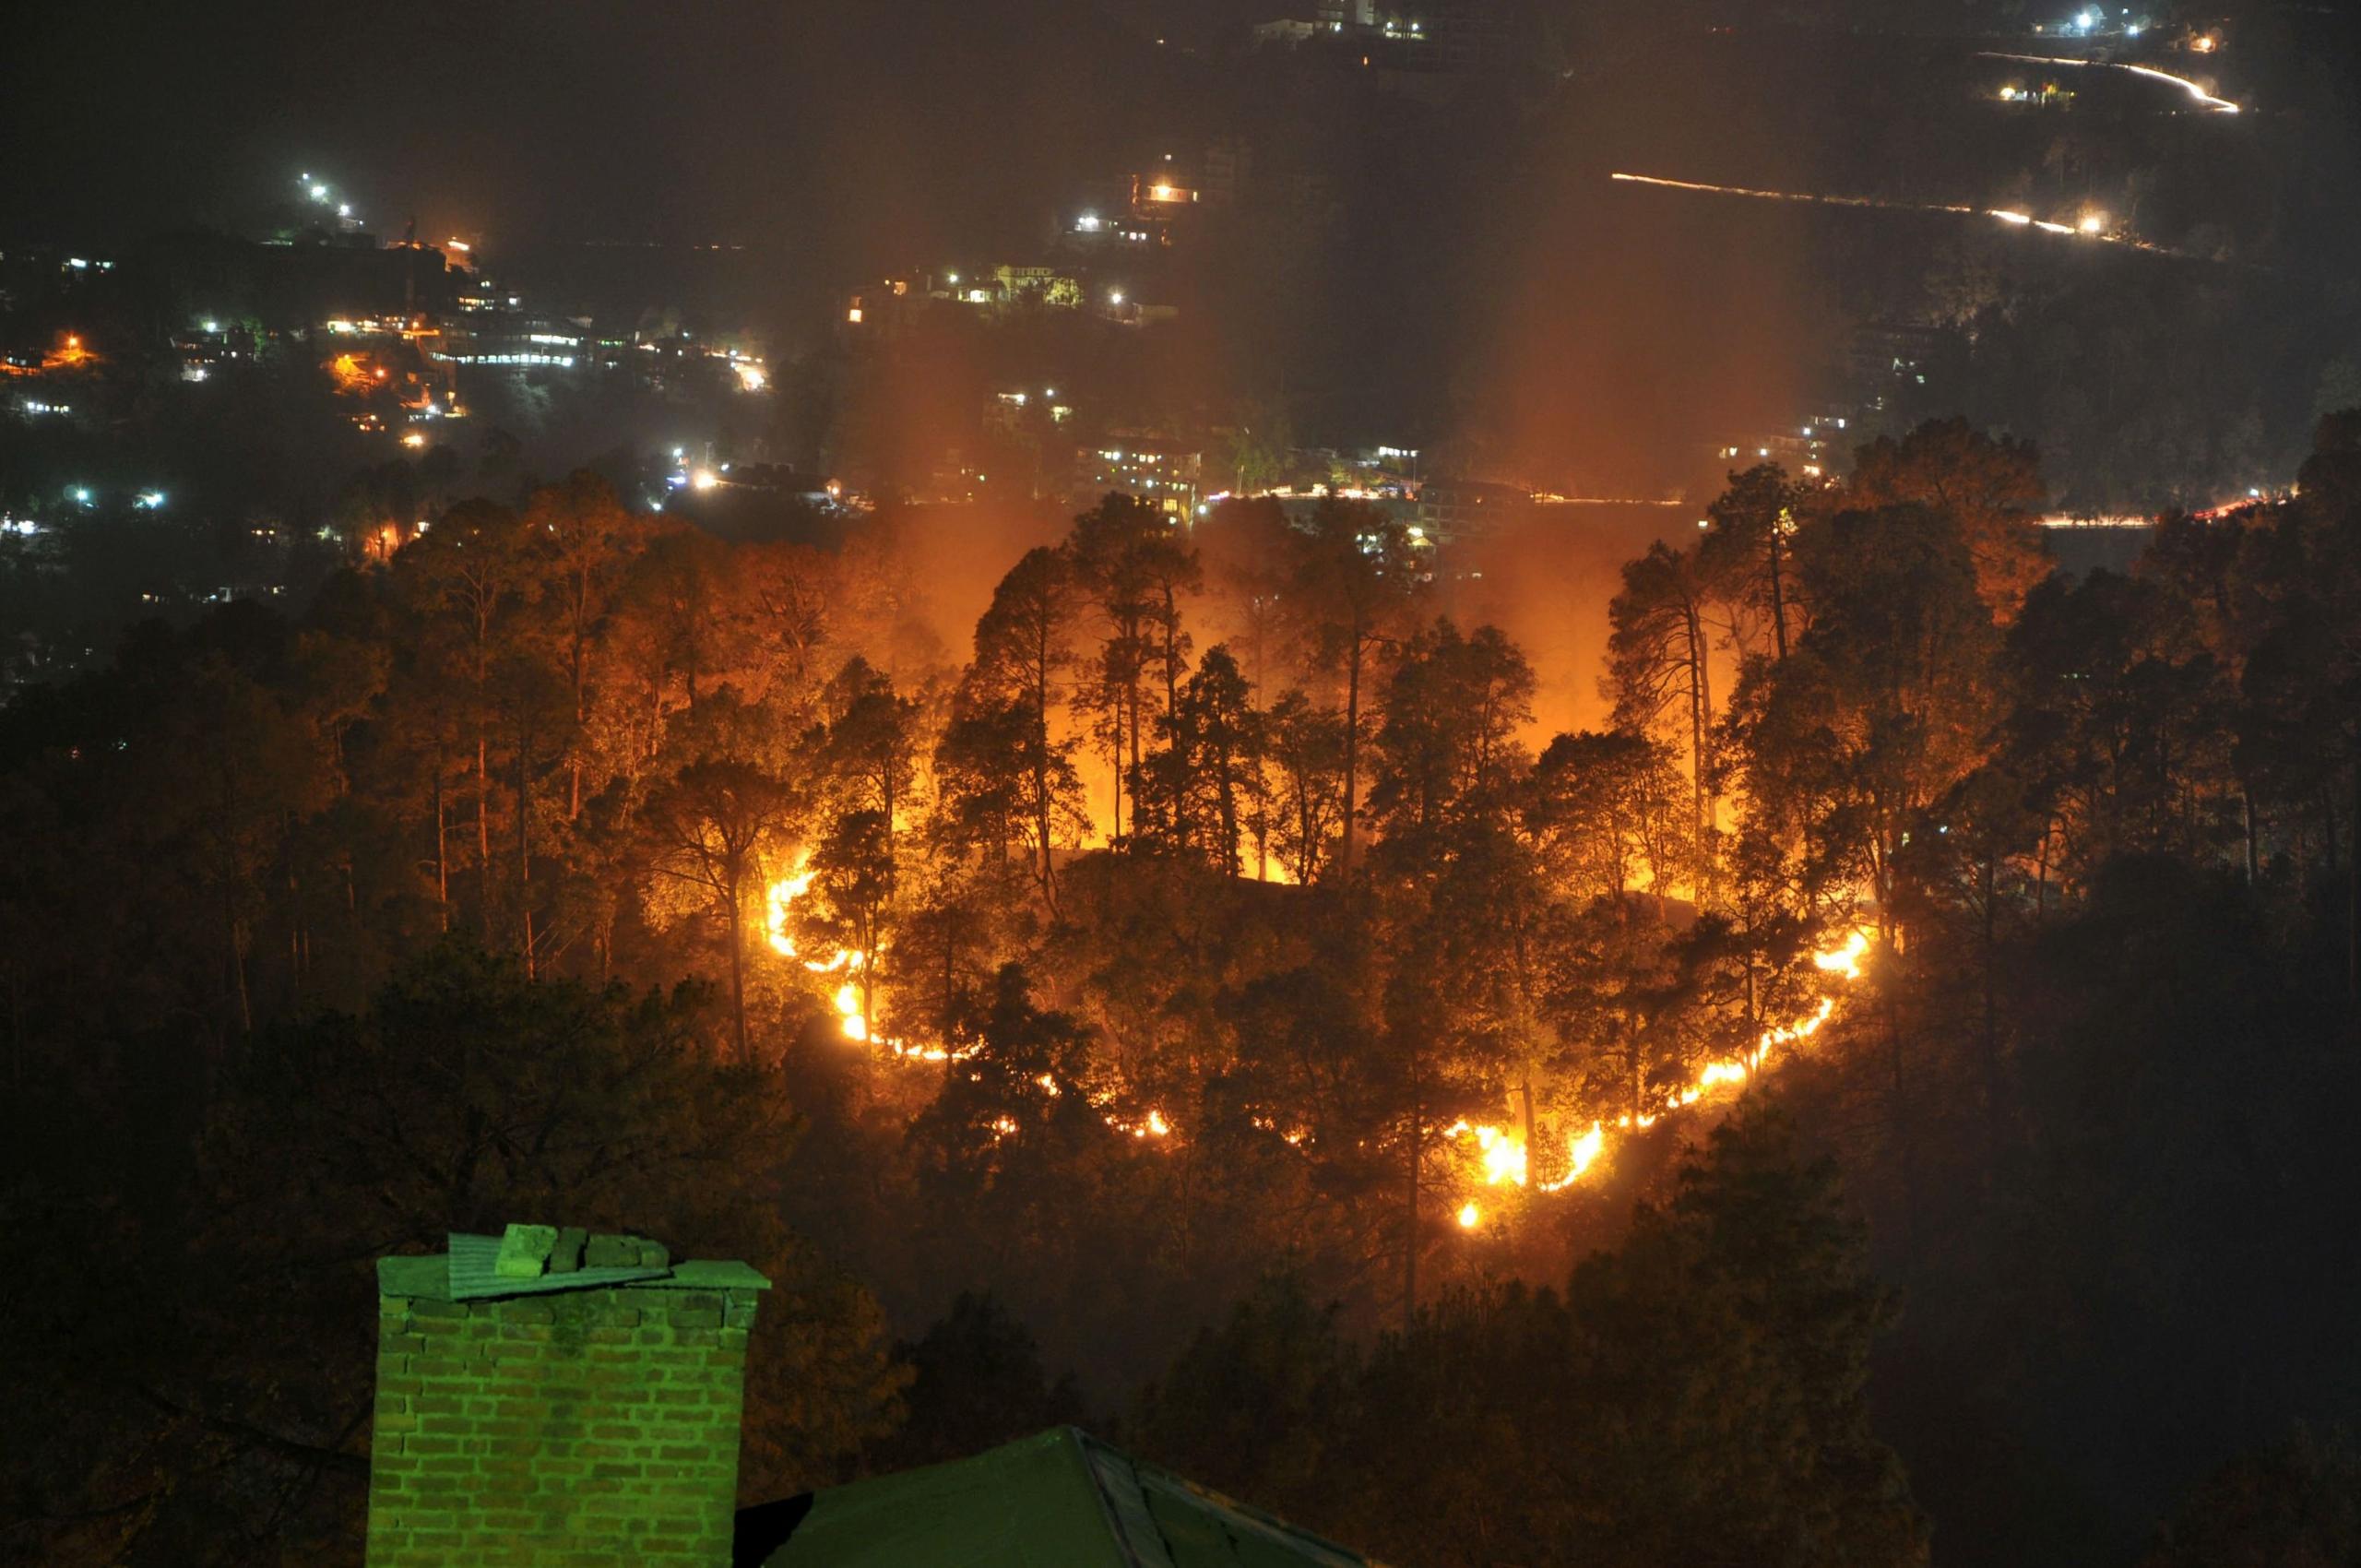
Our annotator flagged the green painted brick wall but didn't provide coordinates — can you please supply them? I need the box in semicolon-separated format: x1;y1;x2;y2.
365;1285;760;1568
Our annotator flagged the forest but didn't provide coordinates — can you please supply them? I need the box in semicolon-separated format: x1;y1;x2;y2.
8;413;2361;1568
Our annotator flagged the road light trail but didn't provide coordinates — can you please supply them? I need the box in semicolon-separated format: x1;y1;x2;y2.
1608;172;1973;215
1976;52;2241;113
1609;172;2220;261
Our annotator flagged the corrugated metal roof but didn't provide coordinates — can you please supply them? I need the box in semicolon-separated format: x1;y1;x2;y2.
743;1428;1376;1568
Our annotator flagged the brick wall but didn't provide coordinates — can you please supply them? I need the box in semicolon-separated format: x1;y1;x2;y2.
366;1280;762;1567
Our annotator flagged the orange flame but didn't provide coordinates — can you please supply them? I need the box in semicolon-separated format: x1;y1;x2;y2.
1455;927;1874;1215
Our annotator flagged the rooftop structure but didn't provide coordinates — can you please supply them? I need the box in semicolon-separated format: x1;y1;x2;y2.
739;1425;1378;1567
359;1229;1381;1568
365;1226;769;1568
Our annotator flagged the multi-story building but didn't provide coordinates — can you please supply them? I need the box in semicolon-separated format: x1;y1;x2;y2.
1310;0;1514;73
1080;436;1204;518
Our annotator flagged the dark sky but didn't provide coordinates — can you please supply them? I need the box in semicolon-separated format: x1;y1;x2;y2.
13;1;2346;498
0;0;1837;485
1;1;1229;262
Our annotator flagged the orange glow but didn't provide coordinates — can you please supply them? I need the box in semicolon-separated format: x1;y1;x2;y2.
327;352;377;393
1454;927;1876;1219
768;855;986;1066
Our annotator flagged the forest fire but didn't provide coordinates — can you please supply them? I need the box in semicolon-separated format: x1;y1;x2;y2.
770;843;1867;1199
765;859;954;1063
765;856;1174;1139
1451;926;1876;1210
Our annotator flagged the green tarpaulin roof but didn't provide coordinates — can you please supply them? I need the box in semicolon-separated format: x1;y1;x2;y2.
741;1427;1379;1568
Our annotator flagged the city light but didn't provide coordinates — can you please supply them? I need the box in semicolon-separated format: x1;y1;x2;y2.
2079;212;2107;234
1614;172;2207;259
1109;291;1126;306
308;183;328;201
1978;52;2240;113
134;491;166;509
401;433;427;449
691;469;720;491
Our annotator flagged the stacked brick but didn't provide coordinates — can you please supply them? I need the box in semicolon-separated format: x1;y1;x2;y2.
365;1244;764;1568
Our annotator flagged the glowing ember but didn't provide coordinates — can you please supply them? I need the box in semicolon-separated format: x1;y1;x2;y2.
1447;1122;1531;1187
1814;929;1871;980
1456;927;1876;1219
1107;1107;1177;1139
766;856;956;1062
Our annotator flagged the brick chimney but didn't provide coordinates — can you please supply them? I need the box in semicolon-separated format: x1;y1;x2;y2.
365;1225;769;1568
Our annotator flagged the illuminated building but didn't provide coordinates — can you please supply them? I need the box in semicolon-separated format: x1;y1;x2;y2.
429;315;585;369
842;279;922;338
1305;0;1512;74
1130;171;1203;216
1082;437;1204;518
1416;479;1531;543
993;265;1084;306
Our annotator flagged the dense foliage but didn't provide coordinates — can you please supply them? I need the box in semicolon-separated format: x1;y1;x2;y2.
7;413;2361;1566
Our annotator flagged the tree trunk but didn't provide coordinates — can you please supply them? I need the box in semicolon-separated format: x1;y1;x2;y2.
476;731;492;940
2243;784;2259;883
1686;604;1714;891
1342;633;1363;873
1980;847;2002;1174
2348;752;2360;1040
1162;585;1181;738
726;873;750;1063
571;591;590;821
1109;722;1123;850
433;757;449;932
1402;1099;1421;1332
516;726;535;980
